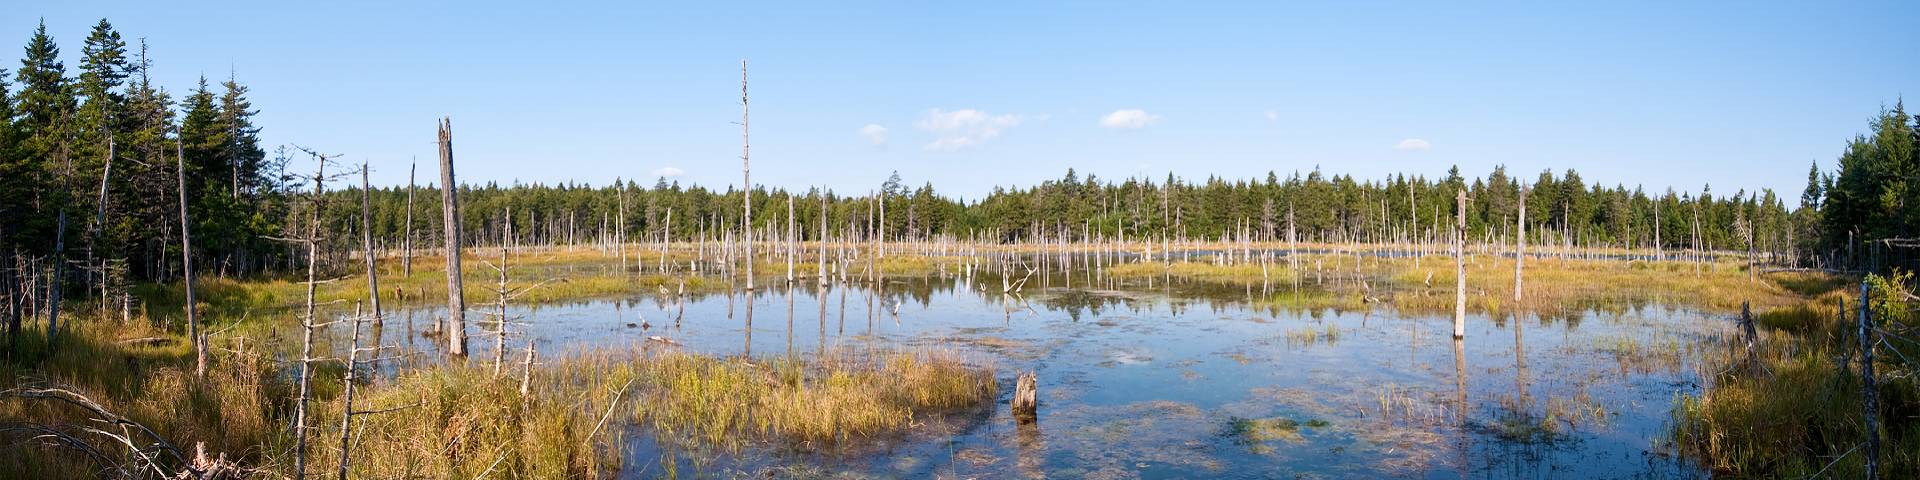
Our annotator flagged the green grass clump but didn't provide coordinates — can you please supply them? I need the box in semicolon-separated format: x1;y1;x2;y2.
1227;416;1320;454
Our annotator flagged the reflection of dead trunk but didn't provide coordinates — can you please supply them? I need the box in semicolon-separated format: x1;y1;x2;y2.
1013;371;1038;422
816;283;828;357
1014;408;1046;478
1451;337;1467;422
785;283;795;357
743;293;754;357
1513;312;1529;411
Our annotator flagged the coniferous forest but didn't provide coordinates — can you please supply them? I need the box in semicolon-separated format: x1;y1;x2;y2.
5;19;1916;287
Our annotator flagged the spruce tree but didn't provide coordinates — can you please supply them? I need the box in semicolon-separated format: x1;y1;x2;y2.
218;74;262;198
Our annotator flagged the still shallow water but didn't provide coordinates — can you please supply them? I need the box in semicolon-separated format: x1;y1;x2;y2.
364;270;1724;479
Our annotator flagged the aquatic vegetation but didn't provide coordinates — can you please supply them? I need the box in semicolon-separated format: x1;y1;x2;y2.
1284;323;1341;346
1227;416;1308;452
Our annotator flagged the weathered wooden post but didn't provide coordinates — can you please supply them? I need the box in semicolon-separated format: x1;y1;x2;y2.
1859;281;1880;479
1013;371;1038;422
438;118;468;357
1453;189;1467;339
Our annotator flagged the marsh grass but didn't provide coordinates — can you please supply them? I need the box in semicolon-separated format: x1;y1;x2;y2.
1670;273;1920;477
621;348;996;451
0;320;295;478
1283;323;1341;346
0;310;997;478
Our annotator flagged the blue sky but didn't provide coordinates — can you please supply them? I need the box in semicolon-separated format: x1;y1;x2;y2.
11;1;1917;199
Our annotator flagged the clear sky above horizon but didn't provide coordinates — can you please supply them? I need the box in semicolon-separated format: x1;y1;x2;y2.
10;1;1917;200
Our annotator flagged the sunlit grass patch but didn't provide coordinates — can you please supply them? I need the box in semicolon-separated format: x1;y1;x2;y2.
621;348;996;451
1226;416;1316;453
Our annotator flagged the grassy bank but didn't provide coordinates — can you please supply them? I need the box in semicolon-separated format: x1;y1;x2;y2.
0;313;997;478
1669;272;1920;477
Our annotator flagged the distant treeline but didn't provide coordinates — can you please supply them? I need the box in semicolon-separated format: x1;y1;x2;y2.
2;19;1912;287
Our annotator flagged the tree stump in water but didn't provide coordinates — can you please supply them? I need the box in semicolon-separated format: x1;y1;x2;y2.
1013;371;1038;422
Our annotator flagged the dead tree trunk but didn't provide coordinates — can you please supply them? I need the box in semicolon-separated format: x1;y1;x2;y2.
1453;189;1466;339
786;195;795;284
818;192;828;285
47;211;64;347
403;160;416;276
740;59;754;292
177;137;204;377
292;151;329;480
361;164;383;329
1013;371;1038;422
336;307;363;480
1514;184;1527;303
437;118;468;357
493;210;511;377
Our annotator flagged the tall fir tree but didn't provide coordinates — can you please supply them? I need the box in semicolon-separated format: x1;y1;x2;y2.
14;20;74;254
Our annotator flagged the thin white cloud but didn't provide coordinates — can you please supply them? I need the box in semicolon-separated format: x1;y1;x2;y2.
859;124;888;146
1396;138;1432;151
915;108;1022;151
1264;109;1279;122
651;166;685;178
1098;109;1160;129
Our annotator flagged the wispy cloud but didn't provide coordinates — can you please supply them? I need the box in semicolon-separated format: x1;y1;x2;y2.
1264;109;1279;122
916;108;1022;151
651;166;685;178
859;124;889;146
1395;138;1431;151
1098;109;1160;129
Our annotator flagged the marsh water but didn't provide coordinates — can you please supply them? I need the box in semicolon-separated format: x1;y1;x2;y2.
356;264;1725;479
